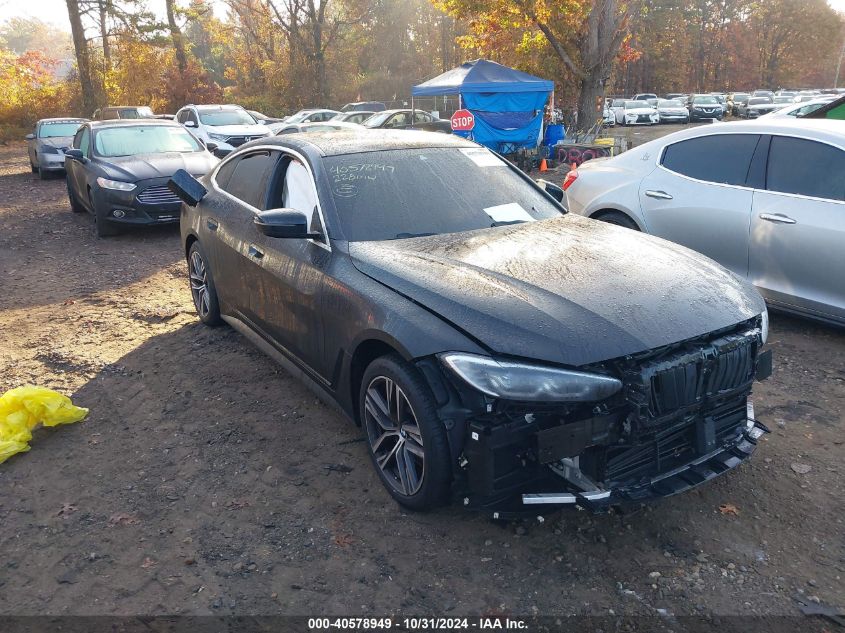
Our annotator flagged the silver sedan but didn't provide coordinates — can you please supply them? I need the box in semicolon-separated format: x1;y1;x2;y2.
564;119;845;325
26;118;86;179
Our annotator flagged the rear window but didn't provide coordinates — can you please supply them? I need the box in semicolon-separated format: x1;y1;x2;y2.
766;136;845;201
662;134;760;186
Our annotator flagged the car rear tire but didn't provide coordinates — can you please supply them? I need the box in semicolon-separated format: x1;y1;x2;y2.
66;176;85;213
594;210;640;231
188;241;222;326
360;354;451;511
38;166;49;180
30;162;38;173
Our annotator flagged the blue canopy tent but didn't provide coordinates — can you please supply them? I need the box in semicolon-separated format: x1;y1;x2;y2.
411;59;554;152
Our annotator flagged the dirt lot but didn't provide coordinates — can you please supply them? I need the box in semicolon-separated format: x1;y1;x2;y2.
0;138;843;623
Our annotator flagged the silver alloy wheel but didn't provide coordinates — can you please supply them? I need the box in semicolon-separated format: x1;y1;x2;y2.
364;376;425;496
189;250;210;319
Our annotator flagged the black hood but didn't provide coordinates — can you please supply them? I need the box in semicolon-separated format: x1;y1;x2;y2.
98;152;217;181
349;216;765;367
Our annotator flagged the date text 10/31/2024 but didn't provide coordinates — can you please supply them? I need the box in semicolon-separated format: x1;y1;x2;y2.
307;617;529;630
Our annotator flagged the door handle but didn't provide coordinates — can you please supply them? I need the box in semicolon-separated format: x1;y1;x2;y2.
206;218;219;231
248;245;264;259
645;190;673;200
759;213;797;225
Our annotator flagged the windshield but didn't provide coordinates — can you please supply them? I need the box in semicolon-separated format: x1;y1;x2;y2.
611;99;625;107
286;111;315;124
324;147;563;242
693;96;718;104
198;109;256;126
39;121;83;138
624;101;643;109
362;111;394;127
119;107;154;119
93;125;204;157
658;100;684;107
749;98;770;105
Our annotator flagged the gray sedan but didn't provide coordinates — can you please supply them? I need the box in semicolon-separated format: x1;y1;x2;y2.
564;119;845;325
26;118;86;179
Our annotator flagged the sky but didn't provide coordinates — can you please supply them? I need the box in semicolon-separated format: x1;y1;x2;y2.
0;0;843;31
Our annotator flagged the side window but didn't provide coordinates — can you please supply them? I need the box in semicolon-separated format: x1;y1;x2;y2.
661;134;760;186
78;127;91;158
187;110;199;125
767;136;845;201
218;150;279;209
92;109;101;120
72;127;85;149
279;156;324;236
102;109;119;120
413;111;430;123
176;110;186;124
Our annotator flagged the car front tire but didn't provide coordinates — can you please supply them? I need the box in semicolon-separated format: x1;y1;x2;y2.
66;175;85;213
360;354;452;511
93;199;120;237
188;241;222;326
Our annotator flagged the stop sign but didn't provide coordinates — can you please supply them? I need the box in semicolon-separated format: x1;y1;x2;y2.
450;109;475;131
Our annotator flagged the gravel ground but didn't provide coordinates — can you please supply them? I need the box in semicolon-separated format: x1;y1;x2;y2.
0;139;843;624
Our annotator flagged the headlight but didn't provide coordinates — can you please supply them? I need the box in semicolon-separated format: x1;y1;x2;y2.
439;352;623;402
761;309;769;344
96;177;136;191
208;133;228;141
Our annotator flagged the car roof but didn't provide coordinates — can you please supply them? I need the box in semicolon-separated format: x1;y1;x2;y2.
663;118;845;144
246;129;476;157
87;119;182;129
38;117;87;123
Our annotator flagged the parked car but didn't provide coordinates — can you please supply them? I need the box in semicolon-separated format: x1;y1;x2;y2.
283;109;341;124
247;110;285;124
602;105;616;126
772;95;794;107
341;101;386;112
564;119;845;325
615;100;659;126
168;129;771;513
688;95;724;121
633;93;658;102
741;97;779;119
175;104;271;156
362;109;452;133
64;119;218;237
665;93;686;101
758;97;837;119
656;99;689;124
331;111;376;124
26;117;86;179
93;106;156;120
728;93;750;116
275;121;363;135
608;98;627;119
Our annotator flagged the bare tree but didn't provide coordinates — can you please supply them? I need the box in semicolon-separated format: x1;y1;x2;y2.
165;0;189;73
66;0;97;115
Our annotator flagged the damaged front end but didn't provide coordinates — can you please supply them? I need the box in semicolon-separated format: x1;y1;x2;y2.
417;318;773;517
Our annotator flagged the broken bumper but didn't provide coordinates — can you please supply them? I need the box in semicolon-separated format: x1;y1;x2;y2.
520;416;769;514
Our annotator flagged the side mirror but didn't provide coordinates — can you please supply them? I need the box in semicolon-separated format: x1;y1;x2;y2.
256;119;266;125
537;178;565;204
254;209;322;239
184;120;197;128
167;169;207;207
25;133;35;140
205;142;218;154
65;149;85;162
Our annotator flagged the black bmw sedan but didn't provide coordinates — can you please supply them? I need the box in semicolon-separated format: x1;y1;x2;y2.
169;130;772;515
65;120;218;237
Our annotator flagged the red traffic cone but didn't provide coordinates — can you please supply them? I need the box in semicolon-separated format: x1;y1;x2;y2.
539;158;548;172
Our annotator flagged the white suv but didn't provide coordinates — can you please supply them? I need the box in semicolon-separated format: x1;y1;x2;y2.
175;104;271;156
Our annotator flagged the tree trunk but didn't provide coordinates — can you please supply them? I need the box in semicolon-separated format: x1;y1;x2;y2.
66;0;96;115
576;70;607;133
165;0;188;74
99;0;110;69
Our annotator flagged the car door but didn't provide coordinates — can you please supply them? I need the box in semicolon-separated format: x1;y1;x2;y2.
385;112;411;129
205;150;280;323
27;123;38;165
249;152;332;379
68;126;92;208
637;133;760;277
749;134;845;321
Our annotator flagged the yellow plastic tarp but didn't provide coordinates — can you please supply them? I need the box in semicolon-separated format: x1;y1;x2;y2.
0;385;88;464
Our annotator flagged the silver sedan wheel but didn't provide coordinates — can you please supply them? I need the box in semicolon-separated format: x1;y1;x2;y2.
364;376;425;496
189;250;210;319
